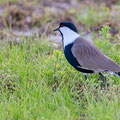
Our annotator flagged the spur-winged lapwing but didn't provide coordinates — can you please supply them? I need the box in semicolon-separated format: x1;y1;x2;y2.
53;21;120;79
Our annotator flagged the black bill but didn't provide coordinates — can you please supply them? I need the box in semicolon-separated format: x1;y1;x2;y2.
53;27;59;31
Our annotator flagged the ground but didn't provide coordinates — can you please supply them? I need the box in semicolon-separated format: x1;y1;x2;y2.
0;0;120;120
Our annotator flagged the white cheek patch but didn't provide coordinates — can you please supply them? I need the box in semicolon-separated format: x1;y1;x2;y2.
59;27;80;48
59;26;66;33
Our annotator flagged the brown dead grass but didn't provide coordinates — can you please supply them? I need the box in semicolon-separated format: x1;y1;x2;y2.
0;0;120;41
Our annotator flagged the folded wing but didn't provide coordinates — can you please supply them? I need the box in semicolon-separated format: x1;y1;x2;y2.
71;36;120;72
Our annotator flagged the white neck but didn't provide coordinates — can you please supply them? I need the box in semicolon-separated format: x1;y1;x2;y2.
59;27;80;48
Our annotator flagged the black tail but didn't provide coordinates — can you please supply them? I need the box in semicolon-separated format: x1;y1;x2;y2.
118;72;120;77
114;72;120;77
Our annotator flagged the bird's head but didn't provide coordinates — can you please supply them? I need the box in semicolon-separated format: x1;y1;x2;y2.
53;21;78;34
53;21;79;47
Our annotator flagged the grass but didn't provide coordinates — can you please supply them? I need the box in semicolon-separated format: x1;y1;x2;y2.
0;26;120;120
0;0;18;3
76;6;110;28
0;0;120;119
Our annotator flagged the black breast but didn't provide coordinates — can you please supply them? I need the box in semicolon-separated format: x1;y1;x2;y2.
64;43;94;73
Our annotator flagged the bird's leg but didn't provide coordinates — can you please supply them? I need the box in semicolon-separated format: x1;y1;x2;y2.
98;73;106;86
99;73;105;81
83;73;87;80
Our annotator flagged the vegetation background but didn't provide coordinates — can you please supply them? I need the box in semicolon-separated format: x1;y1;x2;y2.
0;0;120;120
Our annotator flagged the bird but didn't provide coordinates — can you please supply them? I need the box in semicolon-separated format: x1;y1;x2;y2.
53;21;120;80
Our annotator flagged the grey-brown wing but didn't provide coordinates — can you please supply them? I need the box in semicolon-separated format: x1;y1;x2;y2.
71;37;120;72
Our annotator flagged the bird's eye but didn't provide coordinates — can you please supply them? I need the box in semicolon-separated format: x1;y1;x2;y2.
60;25;64;27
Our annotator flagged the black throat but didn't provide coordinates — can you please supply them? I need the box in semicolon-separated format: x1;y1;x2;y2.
64;43;94;73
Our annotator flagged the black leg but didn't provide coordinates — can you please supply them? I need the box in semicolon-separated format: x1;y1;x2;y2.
83;73;87;80
99;73;106;86
99;73;105;80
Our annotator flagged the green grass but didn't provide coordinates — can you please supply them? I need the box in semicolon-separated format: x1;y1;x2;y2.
0;0;18;4
0;0;120;119
76;6;110;28
0;26;120;120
